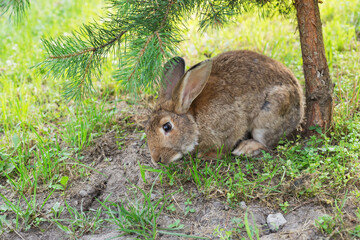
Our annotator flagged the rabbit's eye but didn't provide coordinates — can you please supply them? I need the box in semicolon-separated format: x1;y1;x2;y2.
162;122;172;132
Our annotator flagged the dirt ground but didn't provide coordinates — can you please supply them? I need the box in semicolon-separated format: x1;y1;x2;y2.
1;104;344;240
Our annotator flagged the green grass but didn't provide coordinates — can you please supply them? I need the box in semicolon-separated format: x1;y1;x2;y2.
0;0;114;144
52;201;104;238
212;212;260;240
98;180;207;239
61;99;117;151
1;0;360;238
2;127;66;193
158;122;359;203
0;175;55;232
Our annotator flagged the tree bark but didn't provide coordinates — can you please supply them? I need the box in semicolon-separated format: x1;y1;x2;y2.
294;0;334;136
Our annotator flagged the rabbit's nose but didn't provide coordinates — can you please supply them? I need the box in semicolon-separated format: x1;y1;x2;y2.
150;149;162;165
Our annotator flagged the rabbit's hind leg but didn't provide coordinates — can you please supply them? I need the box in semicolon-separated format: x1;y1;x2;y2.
231;85;302;157
232;139;267;157
251;85;302;149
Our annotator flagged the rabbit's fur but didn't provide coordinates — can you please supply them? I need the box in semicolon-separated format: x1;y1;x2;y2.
145;50;304;165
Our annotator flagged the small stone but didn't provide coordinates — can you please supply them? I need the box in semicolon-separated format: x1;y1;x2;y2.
267;213;287;232
150;193;157;200
239;201;247;210
184;226;192;235
85;185;95;195
79;190;88;197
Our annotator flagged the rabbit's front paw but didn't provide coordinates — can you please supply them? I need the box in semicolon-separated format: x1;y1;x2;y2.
232;140;267;157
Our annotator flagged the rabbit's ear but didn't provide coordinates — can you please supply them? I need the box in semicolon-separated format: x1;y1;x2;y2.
160;57;185;101
172;59;213;114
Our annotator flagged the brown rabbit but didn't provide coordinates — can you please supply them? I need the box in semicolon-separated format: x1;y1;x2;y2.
145;50;304;165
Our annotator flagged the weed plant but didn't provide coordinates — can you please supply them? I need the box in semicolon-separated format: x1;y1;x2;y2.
99;179;207;239
52;201;104;238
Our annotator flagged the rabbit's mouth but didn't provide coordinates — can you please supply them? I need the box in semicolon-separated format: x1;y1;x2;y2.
165;139;197;164
150;151;183;165
168;152;183;163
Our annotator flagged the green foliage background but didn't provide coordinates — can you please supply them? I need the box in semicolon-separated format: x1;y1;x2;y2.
0;0;359;237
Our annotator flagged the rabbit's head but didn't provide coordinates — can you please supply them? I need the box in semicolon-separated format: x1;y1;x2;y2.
145;57;213;165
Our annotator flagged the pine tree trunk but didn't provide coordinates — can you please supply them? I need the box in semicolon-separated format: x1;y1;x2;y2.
294;0;334;136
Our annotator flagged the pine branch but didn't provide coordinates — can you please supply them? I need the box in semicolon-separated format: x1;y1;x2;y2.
38;0;295;101
39;22;129;101
48;31;126;60
124;0;176;82
0;0;30;20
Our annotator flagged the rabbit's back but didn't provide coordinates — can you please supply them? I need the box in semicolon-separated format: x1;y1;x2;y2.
191;50;302;113
212;50;299;96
